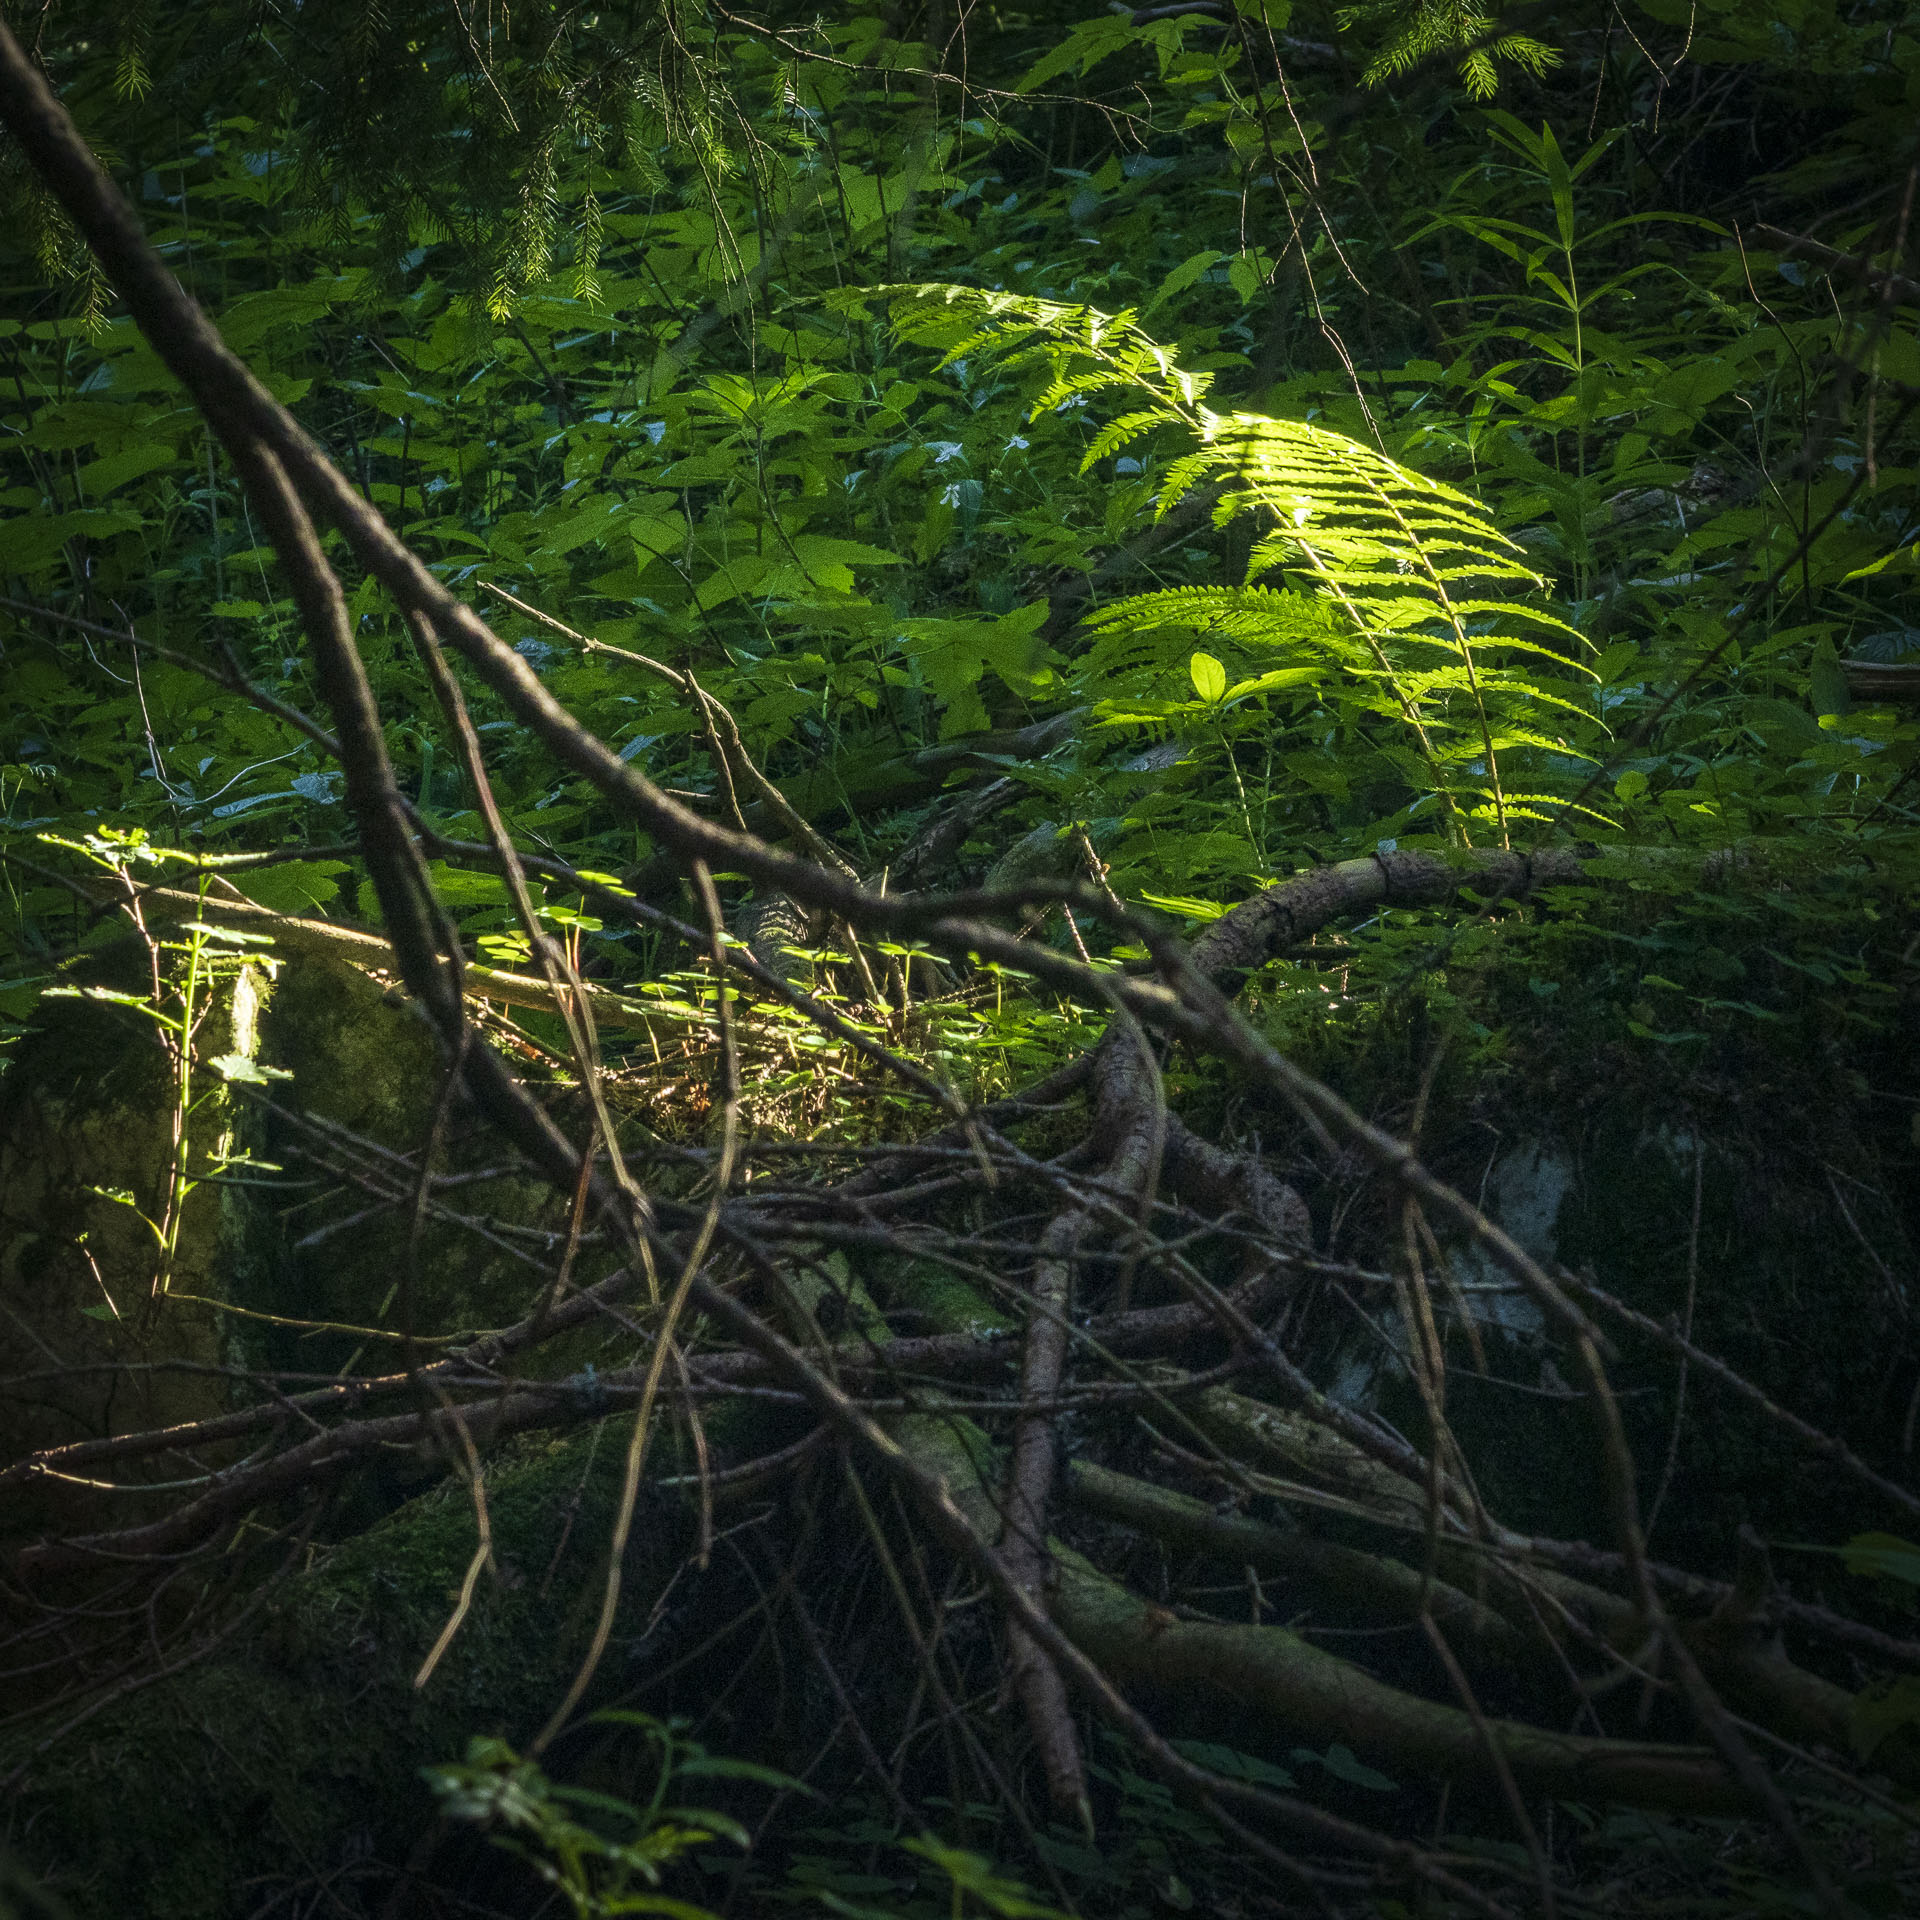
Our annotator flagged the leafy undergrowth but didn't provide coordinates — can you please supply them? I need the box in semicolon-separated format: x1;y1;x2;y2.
3;3;1920;1918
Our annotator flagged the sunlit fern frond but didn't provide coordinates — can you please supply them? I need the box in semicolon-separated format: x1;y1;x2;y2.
1083;584;1344;649
850;283;1602;847
858;284;1217;408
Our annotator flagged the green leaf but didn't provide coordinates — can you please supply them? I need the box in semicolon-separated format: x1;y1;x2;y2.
591;1899;725;1918
1852;1674;1920;1762
674;1756;813;1793
1841;1533;1920;1587
426;864;511;907
1171;1738;1297;1790
229;860;347;915
75;442;180;498
0;975;52;1018
0;507;143;574
1227;249;1274;304
1016;17;1136;92
1810;638;1853;718
1144;249;1224;318
1139;892;1228;922
901;1839;1071;1919
1294;1743;1396;1792
180;922;278;946
208;1052;293;1085
1844;541;1919;580
1188;651;1227;703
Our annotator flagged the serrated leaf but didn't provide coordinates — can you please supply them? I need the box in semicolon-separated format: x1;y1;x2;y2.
209;1052;293;1084
230;859;347;915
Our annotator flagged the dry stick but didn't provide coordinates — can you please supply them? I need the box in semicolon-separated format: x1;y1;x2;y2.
529;1149;598;1341
687;1284;1521;1918
400;1033;499;1695
1646;1141;1705;1543
1823;1167;1910;1320
1391;1029;1469;1546
1420;1615;1557;1920
785;1583;919;1834
410;609;652;1242
413;1506;491;1692
1;1280;1265;1515
481;580;858;885
399;721;510;1697
997;1011;1168;1834
1754;223;1920;307
1574;1272;1920;1529
1102;1010;1169;1319
836;1460;996;1817
1394;1217;1535;1869
1000;1200;1094;1834
880;1507;1086;1920
531;861;741;1756
1577;1325;1839;1915
877;1561;970;1823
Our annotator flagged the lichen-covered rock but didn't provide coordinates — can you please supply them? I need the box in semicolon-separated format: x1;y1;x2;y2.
253;954;580;1350
258;951;436;1151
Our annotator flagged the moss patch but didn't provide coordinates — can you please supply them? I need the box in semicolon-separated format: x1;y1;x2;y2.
5;1424;698;1920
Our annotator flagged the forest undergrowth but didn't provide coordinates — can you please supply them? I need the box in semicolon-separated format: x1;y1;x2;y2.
2;3;1919;1916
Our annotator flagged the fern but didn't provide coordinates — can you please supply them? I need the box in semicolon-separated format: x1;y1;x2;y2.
846;285;1596;849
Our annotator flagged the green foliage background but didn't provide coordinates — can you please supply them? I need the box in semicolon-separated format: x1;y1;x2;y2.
3;0;1915;1035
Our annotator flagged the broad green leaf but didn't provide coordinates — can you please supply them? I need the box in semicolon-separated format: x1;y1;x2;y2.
230;860;348;915
208;1052;293;1084
0;507;143;573
1144;250;1224;318
1841;1533;1920;1586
